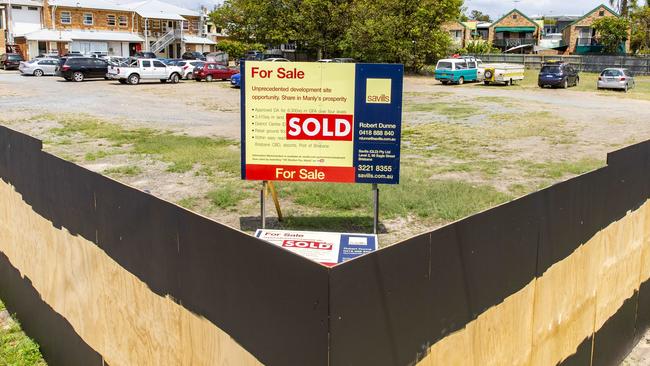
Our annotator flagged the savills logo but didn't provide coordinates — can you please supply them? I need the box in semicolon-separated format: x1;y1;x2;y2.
366;78;392;104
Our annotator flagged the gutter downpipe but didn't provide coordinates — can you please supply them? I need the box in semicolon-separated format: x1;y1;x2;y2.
144;17;148;51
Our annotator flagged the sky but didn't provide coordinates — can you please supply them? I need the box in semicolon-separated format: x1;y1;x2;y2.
160;0;609;18
463;0;610;18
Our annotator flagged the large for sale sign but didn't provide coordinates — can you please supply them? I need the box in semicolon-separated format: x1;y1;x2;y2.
240;61;403;184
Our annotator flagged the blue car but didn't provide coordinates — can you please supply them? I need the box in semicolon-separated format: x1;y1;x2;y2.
231;72;241;88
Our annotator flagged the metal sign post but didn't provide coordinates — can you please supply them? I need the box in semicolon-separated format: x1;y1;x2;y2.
373;184;379;234
260;180;267;228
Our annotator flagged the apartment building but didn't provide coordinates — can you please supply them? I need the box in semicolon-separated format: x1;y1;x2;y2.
488;9;543;53
562;4;629;54
1;0;43;56
442;20;475;49
7;0;214;59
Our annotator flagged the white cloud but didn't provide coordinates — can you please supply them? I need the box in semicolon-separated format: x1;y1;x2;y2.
463;0;608;18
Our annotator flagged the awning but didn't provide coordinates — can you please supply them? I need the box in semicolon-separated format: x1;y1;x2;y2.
137;11;186;21
495;26;536;32
183;36;216;45
22;29;73;42
66;31;144;42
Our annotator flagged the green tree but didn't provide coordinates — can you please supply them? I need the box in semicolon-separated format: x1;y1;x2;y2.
209;0;295;45
341;0;463;71
630;6;650;53
469;10;491;22
593;16;630;54
290;0;352;59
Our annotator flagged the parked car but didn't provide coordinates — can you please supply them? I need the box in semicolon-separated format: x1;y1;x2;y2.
434;56;480;85
62;51;84;57
182;51;206;61
264;58;290;62
19;58;59;76
597;68;635;92
317;58;356;63
133;51;157;59
56;57;109;82
107;58;182;85
1;53;24;70
102;56;129;66
36;53;60;59
176;60;205;79
231;72;241;88
161;58;182;66
538;61;579;89
194;63;239;82
482;63;525;86
90;51;108;58
245;50;264;61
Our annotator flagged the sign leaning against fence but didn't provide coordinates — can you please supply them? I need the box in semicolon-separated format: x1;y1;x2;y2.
240;61;404;184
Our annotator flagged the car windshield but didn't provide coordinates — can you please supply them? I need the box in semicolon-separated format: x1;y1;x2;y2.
8;55;23;61
437;61;453;70
541;66;561;74
601;69;622;77
190;62;204;66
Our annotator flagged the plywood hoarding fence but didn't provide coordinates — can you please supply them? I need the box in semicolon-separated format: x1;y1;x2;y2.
0;125;649;365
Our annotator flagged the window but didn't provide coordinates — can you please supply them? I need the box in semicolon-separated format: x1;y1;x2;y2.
119;15;127;27
512;14;518;19
107;15;116;26
61;11;71;24
182;21;189;31
153;60;165;67
12;5;22;10
83;13;93;25
28;6;38;10
599;10;605;16
142;61;151;68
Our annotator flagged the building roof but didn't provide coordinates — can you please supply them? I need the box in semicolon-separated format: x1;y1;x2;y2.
0;0;43;6
120;0;199;19
48;0;128;11
183;35;215;45
23;29;144;41
565;3;620;28
490;9;540;29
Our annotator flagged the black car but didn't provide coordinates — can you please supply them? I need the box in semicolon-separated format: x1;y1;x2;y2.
538;61;580;88
57;57;109;82
182;51;206;60
1;53;24;70
133;51;157;59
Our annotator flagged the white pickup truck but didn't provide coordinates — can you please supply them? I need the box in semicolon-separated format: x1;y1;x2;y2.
107;58;182;85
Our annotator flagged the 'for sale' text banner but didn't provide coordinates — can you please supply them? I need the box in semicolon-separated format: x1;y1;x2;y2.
241;61;403;184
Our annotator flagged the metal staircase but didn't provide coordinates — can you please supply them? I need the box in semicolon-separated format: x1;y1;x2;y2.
150;29;181;54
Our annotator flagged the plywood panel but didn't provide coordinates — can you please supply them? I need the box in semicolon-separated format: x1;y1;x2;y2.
0;181;263;366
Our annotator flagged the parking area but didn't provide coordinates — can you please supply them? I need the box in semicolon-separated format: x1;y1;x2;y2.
2;68;650;246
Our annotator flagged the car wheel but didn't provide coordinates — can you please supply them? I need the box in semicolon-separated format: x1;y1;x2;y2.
206;75;213;82
170;73;180;84
73;71;84;82
624;83;628;93
3;64;7;71
128;74;140;85
187;72;193;80
457;77;464;85
562;79;568;89
33;69;44;77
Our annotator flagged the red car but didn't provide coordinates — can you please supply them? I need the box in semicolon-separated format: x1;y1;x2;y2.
194;63;239;82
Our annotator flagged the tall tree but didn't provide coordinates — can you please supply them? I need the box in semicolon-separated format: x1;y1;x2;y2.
341;0;463;71
593;16;630;53
209;0;295;45
289;0;353;59
630;5;650;53
469;10;491;22
610;0;631;17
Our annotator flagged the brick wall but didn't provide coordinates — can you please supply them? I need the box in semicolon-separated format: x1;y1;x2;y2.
48;7;133;31
0;32;6;53
488;10;540;43
442;21;467;48
136;15;199;36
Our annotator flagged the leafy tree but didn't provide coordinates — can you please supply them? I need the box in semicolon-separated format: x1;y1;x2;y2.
460;38;501;54
341;0;463;71
290;0;353;59
469;10;491;22
593;16;630;54
630;6;650;53
209;0;295;45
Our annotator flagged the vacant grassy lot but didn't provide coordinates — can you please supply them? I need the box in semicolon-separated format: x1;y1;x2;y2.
0;300;46;366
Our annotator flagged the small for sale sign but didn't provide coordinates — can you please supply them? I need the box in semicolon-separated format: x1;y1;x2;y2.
255;229;378;267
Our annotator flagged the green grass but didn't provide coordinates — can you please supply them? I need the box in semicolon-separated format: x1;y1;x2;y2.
207;183;248;209
103;165;143;177
84;150;112;161
518;158;604;179
0;300;46;366
177;196;199;210
45;114;240;175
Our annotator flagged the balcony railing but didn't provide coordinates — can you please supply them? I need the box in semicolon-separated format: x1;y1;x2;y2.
493;38;537;48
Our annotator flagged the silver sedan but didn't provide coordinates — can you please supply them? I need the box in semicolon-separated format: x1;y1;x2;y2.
18;58;59;77
597;68;635;92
